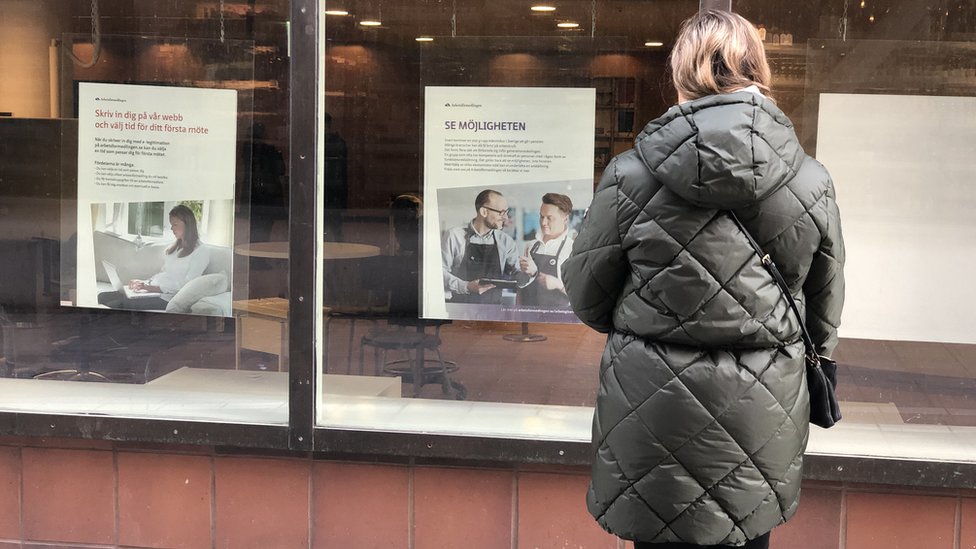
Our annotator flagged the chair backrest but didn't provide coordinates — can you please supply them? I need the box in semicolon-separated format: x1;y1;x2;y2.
355;254;419;319
390;194;422;256
386;255;420;318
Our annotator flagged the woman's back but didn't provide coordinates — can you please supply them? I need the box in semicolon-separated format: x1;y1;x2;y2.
604;91;840;350
561;10;845;547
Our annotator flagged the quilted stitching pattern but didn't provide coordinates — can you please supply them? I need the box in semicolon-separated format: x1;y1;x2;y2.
563;92;845;546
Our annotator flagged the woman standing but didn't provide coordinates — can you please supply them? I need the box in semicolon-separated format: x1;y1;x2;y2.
563;10;845;549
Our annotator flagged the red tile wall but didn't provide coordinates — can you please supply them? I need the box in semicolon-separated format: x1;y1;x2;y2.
961;497;976;549
772;485;843;549
517;471;618;549
0;439;974;549
846;492;957;549
312;462;410;549
21;447;115;546
413;467;514;549
0;447;20;540
117;452;212;549
214;456;310;549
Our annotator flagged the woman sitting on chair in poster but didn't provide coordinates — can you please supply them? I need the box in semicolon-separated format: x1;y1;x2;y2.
518;193;574;308
98;204;211;311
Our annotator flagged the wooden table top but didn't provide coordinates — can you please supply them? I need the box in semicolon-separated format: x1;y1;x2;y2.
233;241;381;260
232;297;288;318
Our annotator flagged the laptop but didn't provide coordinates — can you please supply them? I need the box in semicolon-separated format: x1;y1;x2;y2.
102;260;162;299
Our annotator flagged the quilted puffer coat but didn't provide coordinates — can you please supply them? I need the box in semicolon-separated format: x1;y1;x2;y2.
563;91;845;546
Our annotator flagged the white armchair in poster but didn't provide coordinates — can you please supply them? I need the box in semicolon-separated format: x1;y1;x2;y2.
91;229;233;316
422;86;596;324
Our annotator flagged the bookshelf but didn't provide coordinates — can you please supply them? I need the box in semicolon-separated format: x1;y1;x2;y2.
594;77;637;173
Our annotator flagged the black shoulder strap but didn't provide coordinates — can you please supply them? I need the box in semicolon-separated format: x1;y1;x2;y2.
728;210;817;357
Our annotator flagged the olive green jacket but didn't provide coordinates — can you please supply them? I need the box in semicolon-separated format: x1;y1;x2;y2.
563;91;845;546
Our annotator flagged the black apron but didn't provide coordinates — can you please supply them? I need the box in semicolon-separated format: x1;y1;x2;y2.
521;237;570;308
451;230;504;304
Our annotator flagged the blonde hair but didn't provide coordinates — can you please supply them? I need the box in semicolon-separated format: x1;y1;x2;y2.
670;10;772;102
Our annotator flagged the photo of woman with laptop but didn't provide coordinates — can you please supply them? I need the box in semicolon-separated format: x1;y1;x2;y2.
97;204;210;311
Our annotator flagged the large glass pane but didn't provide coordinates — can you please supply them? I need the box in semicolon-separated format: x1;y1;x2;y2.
0;0;292;424
725;0;976;458
317;0;699;438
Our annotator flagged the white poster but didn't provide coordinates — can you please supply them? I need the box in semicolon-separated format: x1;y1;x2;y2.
72;82;238;317
423;86;595;323
817;93;976;343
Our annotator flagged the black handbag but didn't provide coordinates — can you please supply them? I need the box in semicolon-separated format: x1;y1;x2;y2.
729;212;842;428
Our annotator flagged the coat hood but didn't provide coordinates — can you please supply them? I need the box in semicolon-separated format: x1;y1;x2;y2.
635;91;805;209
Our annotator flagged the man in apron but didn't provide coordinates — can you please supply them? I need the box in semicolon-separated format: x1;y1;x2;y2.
442;189;520;304
518;193;574;308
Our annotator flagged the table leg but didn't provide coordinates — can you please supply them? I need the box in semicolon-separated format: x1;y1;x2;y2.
323;315;331;374
279;314;288;372
235;315;243;370
414;325;424;397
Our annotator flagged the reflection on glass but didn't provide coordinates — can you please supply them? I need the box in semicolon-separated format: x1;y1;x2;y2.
731;0;976;429
320;0;976;439
0;1;291;425
318;1;699;438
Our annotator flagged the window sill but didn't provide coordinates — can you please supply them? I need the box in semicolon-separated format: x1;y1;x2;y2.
0;373;288;425
316;395;976;488
318;395;592;442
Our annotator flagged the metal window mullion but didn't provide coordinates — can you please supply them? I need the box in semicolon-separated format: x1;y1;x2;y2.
287;0;319;451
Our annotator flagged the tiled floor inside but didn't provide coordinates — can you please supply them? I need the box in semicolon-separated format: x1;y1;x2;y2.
323;320;976;427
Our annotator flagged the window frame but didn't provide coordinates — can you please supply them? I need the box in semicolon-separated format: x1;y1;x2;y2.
2;0;976;493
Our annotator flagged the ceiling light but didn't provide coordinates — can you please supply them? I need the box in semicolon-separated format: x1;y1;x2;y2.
644;41;664;47
324;10;349;16
416;36;434;42
531;5;557;12
359;20;382;26
556;22;579;28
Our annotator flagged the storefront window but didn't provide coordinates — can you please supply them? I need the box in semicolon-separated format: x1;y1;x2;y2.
0;1;293;425
2;0;974;462
728;0;976;444
316;0;699;438
317;0;976;457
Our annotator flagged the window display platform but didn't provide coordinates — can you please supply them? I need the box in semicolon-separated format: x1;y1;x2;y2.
0;368;399;424
318;394;976;464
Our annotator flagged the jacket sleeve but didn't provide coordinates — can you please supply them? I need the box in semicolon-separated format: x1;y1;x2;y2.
803;179;846;357
562;159;628;333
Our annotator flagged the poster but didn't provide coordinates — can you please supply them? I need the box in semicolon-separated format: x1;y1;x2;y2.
71;82;238;317
817;93;976;343
422;86;595;323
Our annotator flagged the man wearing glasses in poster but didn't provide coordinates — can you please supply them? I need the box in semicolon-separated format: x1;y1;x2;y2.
442;189;521;304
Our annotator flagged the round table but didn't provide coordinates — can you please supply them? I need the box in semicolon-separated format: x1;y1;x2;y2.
234;242;381;259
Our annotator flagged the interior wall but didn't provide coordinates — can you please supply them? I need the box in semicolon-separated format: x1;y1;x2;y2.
0;0;70;118
325;41;674;210
325;43;422;209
